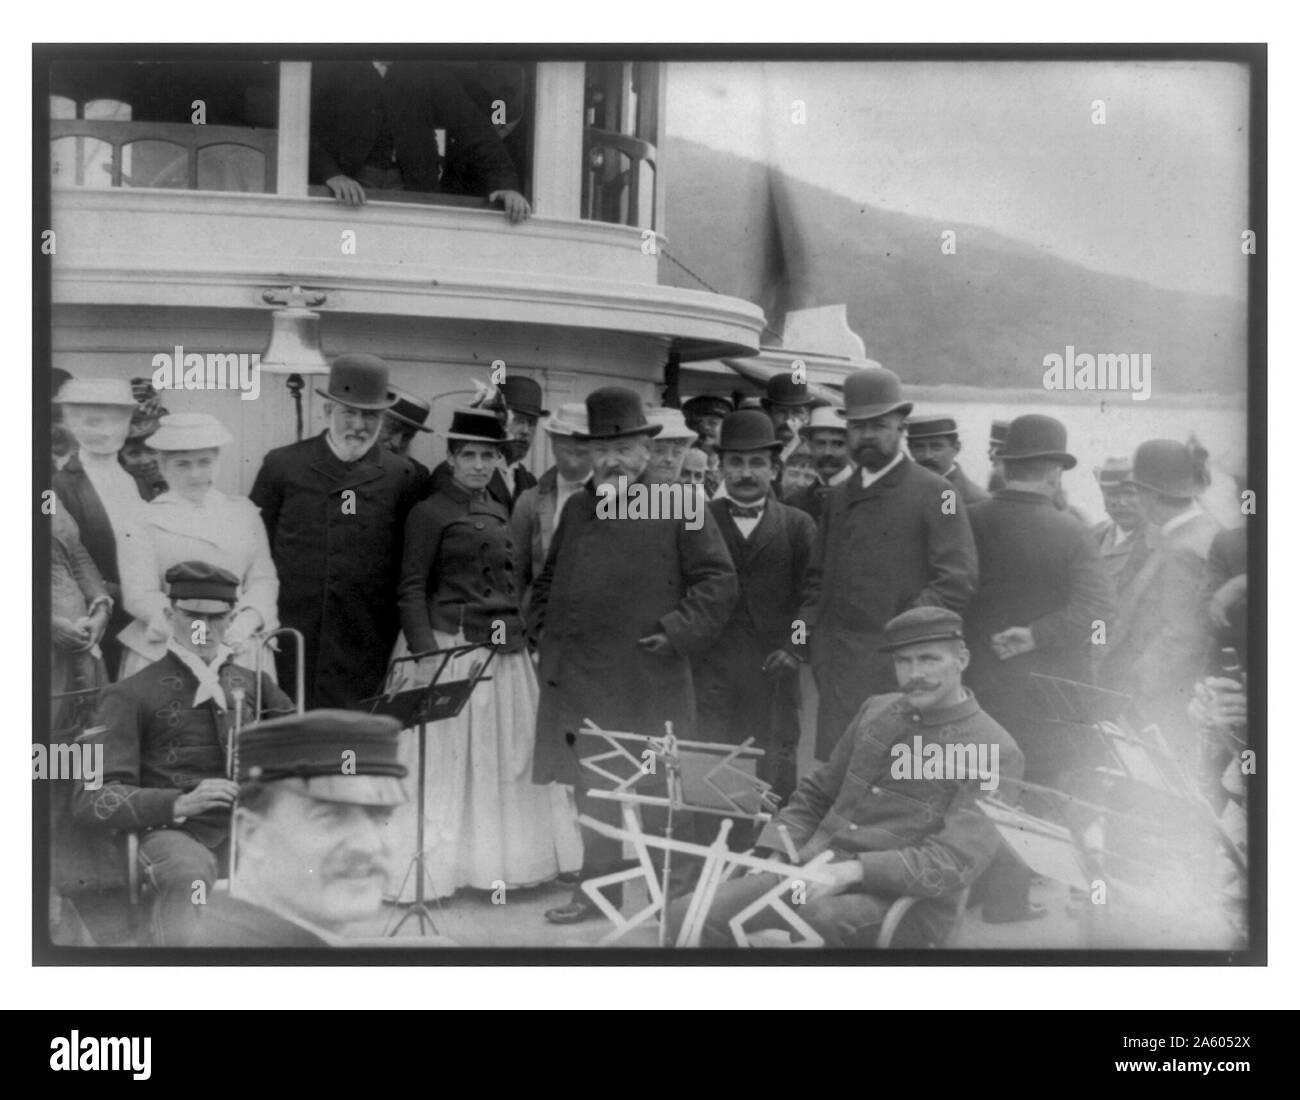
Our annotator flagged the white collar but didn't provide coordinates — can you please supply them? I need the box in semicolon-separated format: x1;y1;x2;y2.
859;450;905;488
826;464;854;487
166;639;235;711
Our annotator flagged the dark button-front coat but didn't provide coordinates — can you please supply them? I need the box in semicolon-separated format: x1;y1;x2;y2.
528;476;738;788
693;496;816;801
398;480;525;653
945;463;989;505
800;456;979;760
250;432;424;709
73;650;292;849
963;489;1117;782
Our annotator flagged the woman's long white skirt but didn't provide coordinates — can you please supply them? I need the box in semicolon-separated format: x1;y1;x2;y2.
385;631;583;902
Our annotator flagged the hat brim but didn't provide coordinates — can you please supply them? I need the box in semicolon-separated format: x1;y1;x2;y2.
654;429;700;443
905;429;959;441
171;597;235;614
718;441;783;454
575;424;663;441
764;397;817;409
506;405;549;420
445;432;506;446
1124;476;1196;498
879;630;965;653
315;388;399;411
999;449;1078;470
273;775;408;807
838;401;914;422
386;412;434;432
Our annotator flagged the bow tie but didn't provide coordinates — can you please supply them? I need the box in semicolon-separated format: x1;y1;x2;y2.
728;502;764;520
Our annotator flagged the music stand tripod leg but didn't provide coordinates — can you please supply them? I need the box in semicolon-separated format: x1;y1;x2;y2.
387;714;442;938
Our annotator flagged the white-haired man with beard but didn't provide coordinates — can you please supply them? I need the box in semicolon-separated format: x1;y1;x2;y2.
250;355;425;710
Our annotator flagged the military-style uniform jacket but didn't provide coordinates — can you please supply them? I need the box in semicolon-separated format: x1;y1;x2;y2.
72;651;293;848
529;475;738;788
757;691;1022;911
397;481;525;654
182;893;330;947
799;456;979;759
250;432;424;709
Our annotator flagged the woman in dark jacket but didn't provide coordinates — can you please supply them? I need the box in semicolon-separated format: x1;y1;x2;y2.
390;408;581;900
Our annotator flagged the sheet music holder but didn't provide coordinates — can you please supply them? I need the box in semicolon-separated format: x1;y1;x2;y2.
358;644;497;939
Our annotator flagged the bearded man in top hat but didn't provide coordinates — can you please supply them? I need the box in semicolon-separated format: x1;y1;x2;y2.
52;378;163;678
73;562;293;945
799;367;979;761
250;354;425;710
184;710;410;947
907;415;988;505
694;410;817;817
1099;439;1220;765
529;386;738;924
784;405;852;523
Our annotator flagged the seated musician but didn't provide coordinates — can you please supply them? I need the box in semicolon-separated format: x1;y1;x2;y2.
73;561;292;945
670;608;1023;947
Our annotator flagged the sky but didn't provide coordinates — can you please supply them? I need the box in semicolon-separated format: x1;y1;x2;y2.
666;60;1251;301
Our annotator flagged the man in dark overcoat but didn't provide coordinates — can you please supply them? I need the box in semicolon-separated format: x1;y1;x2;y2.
529;387;738;924
906;414;989;505
250;355;424;710
963;416;1116;787
693;410;816;816
799;368;979;761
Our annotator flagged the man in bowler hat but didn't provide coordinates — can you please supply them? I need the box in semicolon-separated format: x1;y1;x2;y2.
530;386;738;924
906;415;988;505
669;607;1022;947
694;410;817;821
184;709;409;946
74;562;293;945
960;415;1115;923
250;354;425;709
380;386;435;493
799;367;979;760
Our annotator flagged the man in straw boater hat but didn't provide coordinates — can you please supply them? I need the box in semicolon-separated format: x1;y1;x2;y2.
1091;455;1149;590
784;404;852;523
643;407;699;484
669;607;1022;948
798;367;979;761
959;415;1115;924
509;402;592;617
250;354;426;710
693;410;817;824
1099;438;1221;766
906;414;988;505
529;387;738;925
184;710;410;946
73;562;292;946
52;378;160;677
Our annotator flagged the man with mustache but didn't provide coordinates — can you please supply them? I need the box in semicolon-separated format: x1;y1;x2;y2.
682;394;733;498
785;406;852;523
530;387;737;924
906;415;988;505
669;607;1022;948
250;355;425;709
761;371;816;453
693;411;816;827
184;710;409;946
799;368;979;761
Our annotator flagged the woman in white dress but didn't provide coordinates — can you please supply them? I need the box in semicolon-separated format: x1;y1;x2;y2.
390;408;582;901
116;412;279;679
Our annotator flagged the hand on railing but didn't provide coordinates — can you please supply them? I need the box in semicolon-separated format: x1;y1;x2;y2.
489;189;531;223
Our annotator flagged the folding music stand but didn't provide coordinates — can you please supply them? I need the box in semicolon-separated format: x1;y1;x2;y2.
359;644;496;938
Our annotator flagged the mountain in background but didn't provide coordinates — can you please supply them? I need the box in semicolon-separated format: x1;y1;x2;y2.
659;137;1247;394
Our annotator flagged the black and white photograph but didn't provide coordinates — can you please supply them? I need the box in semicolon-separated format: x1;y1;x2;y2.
32;40;1264;964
